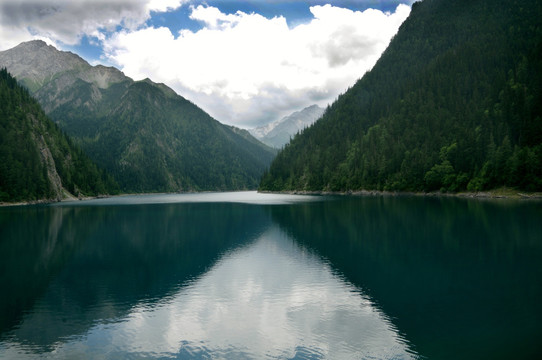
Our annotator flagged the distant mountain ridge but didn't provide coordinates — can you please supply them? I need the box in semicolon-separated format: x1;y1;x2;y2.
0;40;276;192
250;105;324;148
0;69;118;203
260;0;542;193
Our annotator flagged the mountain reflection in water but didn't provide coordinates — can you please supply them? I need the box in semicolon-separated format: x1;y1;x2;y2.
1;192;541;359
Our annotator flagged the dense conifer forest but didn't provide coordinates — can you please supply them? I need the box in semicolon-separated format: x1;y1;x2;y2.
0;69;118;203
260;0;542;193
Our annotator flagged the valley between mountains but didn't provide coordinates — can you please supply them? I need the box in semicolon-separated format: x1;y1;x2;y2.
1;40;277;198
1;0;541;204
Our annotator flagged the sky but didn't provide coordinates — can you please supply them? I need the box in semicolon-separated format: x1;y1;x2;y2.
0;0;415;128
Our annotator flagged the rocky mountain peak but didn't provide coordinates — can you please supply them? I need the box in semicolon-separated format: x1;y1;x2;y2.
0;40;89;92
250;105;324;148
17;39;49;49
0;40;130;94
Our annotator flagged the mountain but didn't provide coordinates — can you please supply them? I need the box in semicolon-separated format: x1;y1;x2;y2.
260;0;542;193
250;105;324;148
0;69;118;203
0;41;276;192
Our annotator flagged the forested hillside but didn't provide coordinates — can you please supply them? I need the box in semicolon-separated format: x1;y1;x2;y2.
50;77;276;192
0;41;276;193
0;69;118;203
260;0;542;193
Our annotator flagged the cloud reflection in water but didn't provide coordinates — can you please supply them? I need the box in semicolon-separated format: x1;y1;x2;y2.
28;227;415;359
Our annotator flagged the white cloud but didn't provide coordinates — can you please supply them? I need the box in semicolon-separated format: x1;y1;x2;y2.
0;23;36;50
0;0;187;49
189;5;243;30
147;0;185;13
104;4;411;128
0;1;411;128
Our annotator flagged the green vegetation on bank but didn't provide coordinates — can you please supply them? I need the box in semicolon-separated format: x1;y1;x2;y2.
260;0;542;193
0;69;118;203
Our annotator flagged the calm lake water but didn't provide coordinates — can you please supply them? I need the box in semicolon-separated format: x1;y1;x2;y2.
1;191;541;359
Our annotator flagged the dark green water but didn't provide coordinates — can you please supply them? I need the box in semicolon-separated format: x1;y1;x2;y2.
0;192;541;359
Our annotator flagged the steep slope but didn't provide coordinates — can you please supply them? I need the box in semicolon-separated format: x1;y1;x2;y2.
250;105;324;148
0;41;276;192
0;69;118;203
260;0;542;192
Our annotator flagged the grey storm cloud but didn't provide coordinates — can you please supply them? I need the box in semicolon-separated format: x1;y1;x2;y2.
0;0;151;44
311;25;381;67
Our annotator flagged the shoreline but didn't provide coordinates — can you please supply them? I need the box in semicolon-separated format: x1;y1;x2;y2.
0;189;255;207
2;188;542;207
0;194;111;208
258;188;542;200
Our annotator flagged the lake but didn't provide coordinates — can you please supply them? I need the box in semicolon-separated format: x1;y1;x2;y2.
1;191;541;359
